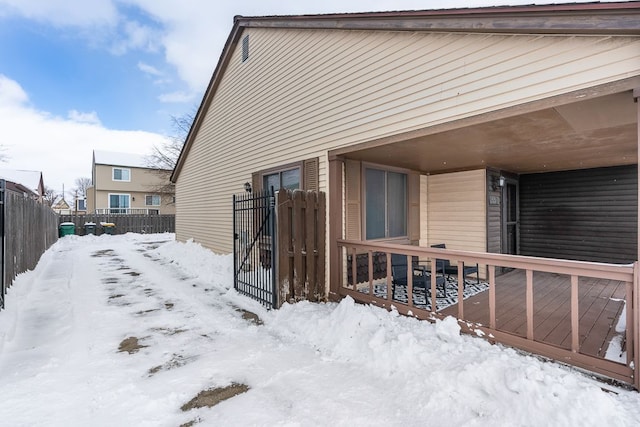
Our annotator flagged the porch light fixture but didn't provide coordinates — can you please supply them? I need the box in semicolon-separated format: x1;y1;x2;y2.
491;175;506;191
244;182;252;193
491;176;499;191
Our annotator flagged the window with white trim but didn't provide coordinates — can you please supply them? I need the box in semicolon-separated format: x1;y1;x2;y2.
145;195;161;206
112;168;131;182
364;167;407;239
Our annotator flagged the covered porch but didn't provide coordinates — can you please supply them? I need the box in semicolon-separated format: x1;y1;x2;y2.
327;80;640;388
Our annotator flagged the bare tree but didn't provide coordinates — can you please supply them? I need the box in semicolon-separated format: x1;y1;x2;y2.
147;110;195;170
43;186;58;207
71;177;91;198
145;109;195;202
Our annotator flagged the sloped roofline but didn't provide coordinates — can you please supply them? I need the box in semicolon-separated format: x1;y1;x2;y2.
93;150;170;171
170;2;640;182
0;168;45;195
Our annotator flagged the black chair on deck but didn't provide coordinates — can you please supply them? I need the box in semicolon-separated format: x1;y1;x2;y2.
390;253;447;298
430;243;480;287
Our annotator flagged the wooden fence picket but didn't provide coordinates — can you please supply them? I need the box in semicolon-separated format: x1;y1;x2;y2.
276;189;326;306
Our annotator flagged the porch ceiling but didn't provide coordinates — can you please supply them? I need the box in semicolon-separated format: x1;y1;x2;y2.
346;91;638;175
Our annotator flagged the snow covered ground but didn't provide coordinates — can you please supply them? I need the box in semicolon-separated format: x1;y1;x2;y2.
1;233;640;426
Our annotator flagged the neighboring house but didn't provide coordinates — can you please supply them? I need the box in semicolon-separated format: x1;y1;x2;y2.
0;169;45;202
73;196;87;215
87;150;175;215
52;198;71;215
171;3;640;385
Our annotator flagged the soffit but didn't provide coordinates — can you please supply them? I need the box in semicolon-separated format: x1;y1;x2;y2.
345;91;638;175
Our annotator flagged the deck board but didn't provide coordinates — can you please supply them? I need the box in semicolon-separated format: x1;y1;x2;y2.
440;269;627;359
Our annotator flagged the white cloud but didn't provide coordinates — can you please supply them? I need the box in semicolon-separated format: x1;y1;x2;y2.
0;74;28;105
137;61;163;77
0;0;117;27
158;90;195;103
0;75;168;193
109;19;160;55
67;110;102;125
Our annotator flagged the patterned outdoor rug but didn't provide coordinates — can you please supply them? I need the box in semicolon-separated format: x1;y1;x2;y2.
357;278;489;311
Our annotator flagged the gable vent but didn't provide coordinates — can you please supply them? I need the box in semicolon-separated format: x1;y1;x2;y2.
242;35;249;62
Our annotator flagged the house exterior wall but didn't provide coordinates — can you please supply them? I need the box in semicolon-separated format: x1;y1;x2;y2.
175;27;640;254
519;165;638;264
87;185;95;213
425;170;487;253
92;164;175;214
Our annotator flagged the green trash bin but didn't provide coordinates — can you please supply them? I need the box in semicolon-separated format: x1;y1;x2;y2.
59;222;76;237
84;222;96;235
101;222;116;235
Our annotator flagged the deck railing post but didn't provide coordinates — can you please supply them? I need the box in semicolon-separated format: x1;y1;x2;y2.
626;279;634;368
526;269;534;340
457;263;464;319
407;255;414;308
368;250;374;295
634;261;640;390
571;275;579;352
489;265;496;329
634;87;639;390
386;252;392;302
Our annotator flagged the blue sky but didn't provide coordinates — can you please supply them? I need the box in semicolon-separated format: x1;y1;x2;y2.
0;0;614;196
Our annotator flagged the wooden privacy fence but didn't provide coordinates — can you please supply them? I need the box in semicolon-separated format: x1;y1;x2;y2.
1;181;59;309
276;190;326;306
59;214;175;235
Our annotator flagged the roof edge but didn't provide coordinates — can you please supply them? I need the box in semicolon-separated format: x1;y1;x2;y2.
235;2;640;21
235;2;640;35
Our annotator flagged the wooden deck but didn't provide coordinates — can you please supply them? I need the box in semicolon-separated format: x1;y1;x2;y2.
440;269;627;359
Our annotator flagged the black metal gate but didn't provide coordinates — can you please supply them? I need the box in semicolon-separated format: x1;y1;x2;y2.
233;188;277;309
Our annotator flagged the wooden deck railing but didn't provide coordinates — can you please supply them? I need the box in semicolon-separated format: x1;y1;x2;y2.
336;239;639;389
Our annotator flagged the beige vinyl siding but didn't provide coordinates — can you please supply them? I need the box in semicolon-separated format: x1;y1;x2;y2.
94;164;170;192
176;28;640;253
87;185;95;213
426;170;486;253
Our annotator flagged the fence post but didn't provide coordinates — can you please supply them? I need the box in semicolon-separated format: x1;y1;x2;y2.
316;191;326;300
270;189;277;309
305;191;317;301
233;193;238;297
292;190;305;300
276;190;292;305
0;179;4;309
634;262;639;391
